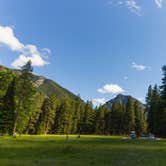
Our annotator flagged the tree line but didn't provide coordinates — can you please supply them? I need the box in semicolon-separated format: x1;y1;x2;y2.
146;66;166;137
0;61;165;137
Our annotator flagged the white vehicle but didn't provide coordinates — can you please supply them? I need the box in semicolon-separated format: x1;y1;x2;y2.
130;131;136;139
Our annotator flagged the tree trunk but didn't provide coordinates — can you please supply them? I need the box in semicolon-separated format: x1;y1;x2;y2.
25;117;32;134
12;101;21;135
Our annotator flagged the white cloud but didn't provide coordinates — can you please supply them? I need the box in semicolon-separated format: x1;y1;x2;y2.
0;26;24;51
0;25;50;68
132;62;146;71
154;0;163;8
125;0;142;16
98;84;125;94
92;98;107;106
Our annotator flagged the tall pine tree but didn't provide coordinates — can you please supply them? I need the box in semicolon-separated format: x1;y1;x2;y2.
124;97;135;135
12;60;36;134
159;66;166;137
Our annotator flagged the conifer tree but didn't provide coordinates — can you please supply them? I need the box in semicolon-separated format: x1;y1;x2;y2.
0;70;16;135
37;96;56;134
104;109;112;135
25;92;45;134
150;85;160;134
54;98;72;134
146;85;153;111
110;103;124;135
159;65;166;137
95;106;110;135
124;97;135;135
95;106;106;135
12;60;36;134
134;101;146;136
81;101;94;134
2;79;16;135
71;96;82;134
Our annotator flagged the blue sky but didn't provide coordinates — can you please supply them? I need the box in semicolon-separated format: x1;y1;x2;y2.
0;0;166;105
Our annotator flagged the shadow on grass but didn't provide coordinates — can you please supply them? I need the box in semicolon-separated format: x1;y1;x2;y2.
0;136;165;166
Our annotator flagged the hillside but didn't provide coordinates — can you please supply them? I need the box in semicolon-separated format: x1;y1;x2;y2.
0;64;147;136
0;65;77;101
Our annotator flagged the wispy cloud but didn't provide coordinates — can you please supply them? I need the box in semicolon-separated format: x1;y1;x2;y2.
42;48;52;54
132;62;146;71
0;25;50;68
92;98;107;106
125;0;142;16
124;76;128;80
110;0;165;13
154;0;163;8
109;0;142;16
98;84;125;94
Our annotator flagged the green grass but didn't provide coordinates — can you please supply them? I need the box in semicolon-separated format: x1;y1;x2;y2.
0;135;165;166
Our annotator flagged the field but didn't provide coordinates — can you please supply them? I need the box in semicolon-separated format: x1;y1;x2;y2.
0;135;165;166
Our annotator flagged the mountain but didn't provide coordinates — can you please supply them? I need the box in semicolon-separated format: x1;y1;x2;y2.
0;65;77;101
36;77;77;100
104;94;145;110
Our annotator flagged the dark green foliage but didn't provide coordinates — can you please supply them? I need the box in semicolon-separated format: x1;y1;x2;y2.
123;97;135;135
95;106;110;135
36;96;57;134
1;79;16;135
105;94;144;110
105;97;147;136
25;92;45;134
95;106;106;135
110;103;124;135
0;64;149;136
146;85;160;135
159;65;166;137
12;63;37;134
158;108;166;137
134;101;146;136
160;65;166;103
146;85;153;110
21;60;33;72
146;65;166;137
0;69;16;135
53;98;73;134
70;96;82;134
80;101;95;134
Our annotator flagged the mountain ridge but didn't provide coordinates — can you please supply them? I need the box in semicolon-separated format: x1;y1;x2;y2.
0;65;78;101
104;94;145;109
0;65;145;106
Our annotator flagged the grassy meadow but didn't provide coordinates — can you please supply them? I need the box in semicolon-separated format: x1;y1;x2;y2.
0;135;165;166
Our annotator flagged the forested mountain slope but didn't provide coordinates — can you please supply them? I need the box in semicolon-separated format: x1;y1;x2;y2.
0;65;77;100
0;64;152;137
104;94;145;110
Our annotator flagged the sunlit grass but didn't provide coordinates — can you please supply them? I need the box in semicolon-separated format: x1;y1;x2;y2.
0;135;165;166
